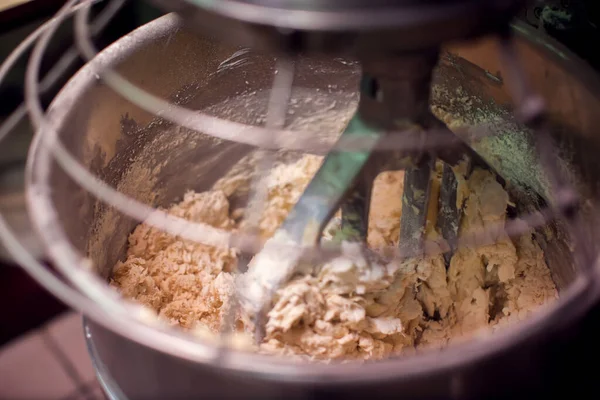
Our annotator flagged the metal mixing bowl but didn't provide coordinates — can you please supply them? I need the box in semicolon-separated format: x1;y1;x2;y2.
26;13;600;399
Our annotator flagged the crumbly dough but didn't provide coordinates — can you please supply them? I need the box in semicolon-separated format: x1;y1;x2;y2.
111;154;558;361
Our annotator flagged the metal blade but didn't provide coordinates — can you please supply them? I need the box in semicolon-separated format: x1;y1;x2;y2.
279;115;383;245
398;156;434;260
437;163;460;266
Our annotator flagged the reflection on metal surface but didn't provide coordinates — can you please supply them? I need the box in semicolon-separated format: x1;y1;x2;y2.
84;320;127;400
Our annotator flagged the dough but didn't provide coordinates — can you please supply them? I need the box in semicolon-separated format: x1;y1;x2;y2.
111;154;558;361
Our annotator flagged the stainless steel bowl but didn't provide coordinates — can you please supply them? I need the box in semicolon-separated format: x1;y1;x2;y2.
26;14;600;399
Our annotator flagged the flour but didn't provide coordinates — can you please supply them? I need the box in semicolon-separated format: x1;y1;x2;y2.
111;154;558;361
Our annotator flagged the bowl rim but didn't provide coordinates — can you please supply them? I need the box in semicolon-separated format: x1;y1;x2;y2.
25;12;600;384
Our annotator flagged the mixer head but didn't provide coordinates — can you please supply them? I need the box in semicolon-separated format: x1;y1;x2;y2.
148;0;526;54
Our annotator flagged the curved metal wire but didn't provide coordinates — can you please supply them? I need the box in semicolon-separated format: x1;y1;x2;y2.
0;0;122;144
70;1;471;153
25;1;262;258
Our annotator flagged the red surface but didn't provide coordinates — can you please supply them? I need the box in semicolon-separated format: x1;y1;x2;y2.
0;262;66;346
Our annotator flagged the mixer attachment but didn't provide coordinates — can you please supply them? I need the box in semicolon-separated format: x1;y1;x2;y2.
238;51;504;341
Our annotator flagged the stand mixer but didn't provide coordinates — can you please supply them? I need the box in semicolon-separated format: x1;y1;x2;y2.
3;0;600;399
